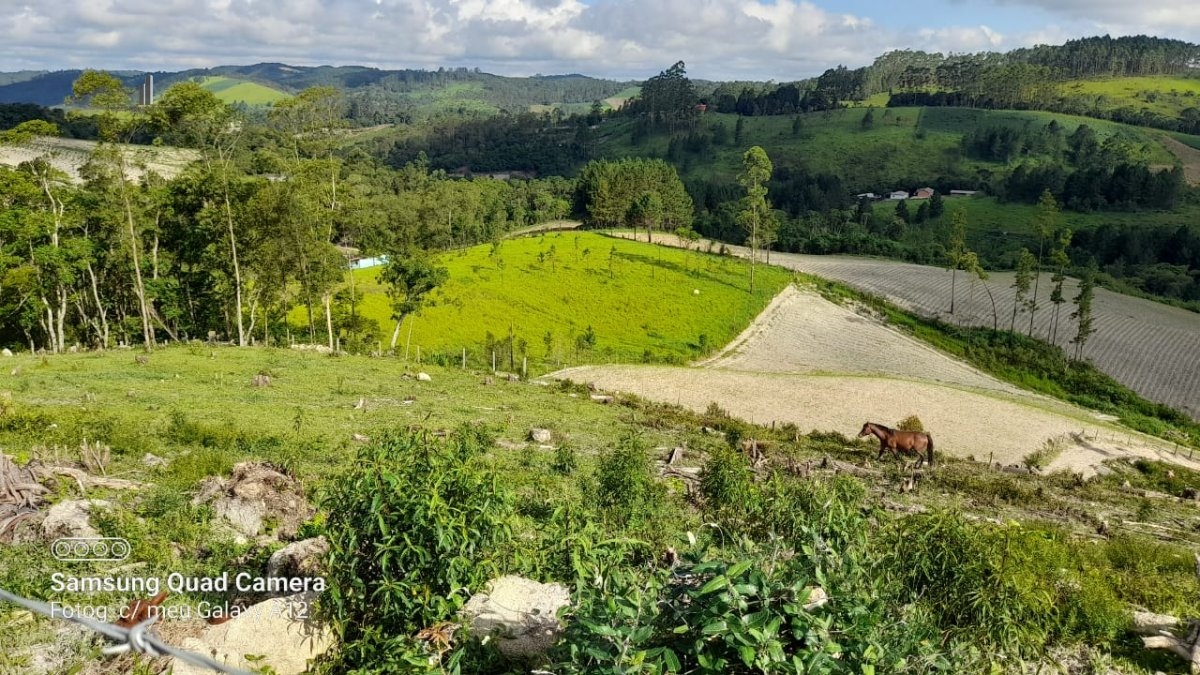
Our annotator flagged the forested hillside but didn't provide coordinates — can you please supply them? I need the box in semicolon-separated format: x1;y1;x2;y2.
0;75;573;354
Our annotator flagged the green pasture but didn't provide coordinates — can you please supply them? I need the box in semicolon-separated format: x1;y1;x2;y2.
194;76;290;105
1061;76;1200;119
294;231;792;369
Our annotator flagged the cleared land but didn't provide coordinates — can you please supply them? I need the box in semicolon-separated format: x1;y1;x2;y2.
314;232;793;368
615;233;1200;421
557;285;1190;475
0;136;198;182
1061;76;1200;119
1161;135;1200;185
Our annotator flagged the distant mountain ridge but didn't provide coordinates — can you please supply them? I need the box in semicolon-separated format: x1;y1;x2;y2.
0;62;636;111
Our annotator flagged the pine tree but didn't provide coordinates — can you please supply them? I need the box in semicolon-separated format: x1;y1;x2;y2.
1070;261;1098;361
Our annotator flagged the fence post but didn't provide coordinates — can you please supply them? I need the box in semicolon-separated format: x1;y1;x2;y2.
522;356;527;379
492;351;496;374
417;346;421;364
462;348;466;370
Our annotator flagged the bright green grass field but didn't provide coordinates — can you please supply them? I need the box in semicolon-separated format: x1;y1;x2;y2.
195;76;290;105
311;231;792;368
1061;76;1200;119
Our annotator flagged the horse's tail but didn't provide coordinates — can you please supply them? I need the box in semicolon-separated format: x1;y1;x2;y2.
926;434;935;466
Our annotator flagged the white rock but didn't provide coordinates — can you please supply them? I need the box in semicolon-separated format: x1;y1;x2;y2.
1;348;12;357
41;500;111;539
693;289;700;295
462;576;571;659
528;428;553;444
267;537;328;587
170;594;332;675
417;372;432;382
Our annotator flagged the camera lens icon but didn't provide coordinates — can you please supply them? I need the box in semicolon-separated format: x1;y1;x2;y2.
51;537;131;562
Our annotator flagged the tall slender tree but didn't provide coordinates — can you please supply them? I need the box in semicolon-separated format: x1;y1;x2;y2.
945;209;968;315
1070;261;1098;361
738;146;773;295
1048;228;1073;345
1011;249;1037;339
68;71;155;351
1028;190;1058;337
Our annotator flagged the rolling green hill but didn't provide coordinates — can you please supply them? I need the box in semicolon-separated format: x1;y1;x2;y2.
1060;76;1200;120
192;75;290;105
596;107;1196;191
290;232;792;369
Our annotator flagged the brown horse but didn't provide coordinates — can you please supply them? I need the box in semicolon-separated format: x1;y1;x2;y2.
858;422;935;467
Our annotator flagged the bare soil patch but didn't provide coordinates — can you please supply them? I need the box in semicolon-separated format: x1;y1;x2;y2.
611;232;1200;420
1160;135;1200;186
556;364;1190;477
699;285;1022;396
0;137;197;183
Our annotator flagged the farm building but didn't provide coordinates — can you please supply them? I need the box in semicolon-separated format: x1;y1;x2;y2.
888;191;910;200
950;189;979;196
912;187;935;199
856;192;879;200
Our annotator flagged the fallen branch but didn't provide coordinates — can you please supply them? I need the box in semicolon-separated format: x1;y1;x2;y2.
30;466;144;493
1132;611;1182;636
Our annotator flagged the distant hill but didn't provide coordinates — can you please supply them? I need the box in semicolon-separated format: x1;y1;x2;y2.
0;63;636;121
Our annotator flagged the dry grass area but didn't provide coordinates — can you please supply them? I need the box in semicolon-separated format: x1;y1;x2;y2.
554;284;1194;476
1161;135;1200;186
0;137;198;183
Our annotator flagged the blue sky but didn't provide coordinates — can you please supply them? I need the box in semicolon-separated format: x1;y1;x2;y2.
0;0;1196;80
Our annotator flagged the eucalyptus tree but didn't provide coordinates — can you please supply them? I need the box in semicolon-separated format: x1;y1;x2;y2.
1028;190;1058;337
68;71;156;350
0;121;80;352
153;82;253;345
268;87;349;349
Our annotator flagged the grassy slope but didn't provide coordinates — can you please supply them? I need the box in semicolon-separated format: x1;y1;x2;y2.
597;107;1195;191
599;108;968;187
194;76;290;105
1061;76;1200;119
302;232;792;369
4;344;1200;673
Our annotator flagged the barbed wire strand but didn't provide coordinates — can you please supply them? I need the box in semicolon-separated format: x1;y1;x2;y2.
0;586;255;675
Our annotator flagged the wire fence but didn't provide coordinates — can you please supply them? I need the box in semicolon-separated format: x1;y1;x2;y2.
0;586;254;675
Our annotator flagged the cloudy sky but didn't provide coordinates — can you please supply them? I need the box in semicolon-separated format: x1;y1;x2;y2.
1;0;1198;81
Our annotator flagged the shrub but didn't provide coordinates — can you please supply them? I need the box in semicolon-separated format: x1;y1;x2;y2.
896;415;925;432
552;443;578;476
585;432;666;532
699;445;757;531
1023;434;1067;471
319;425;512;671
884;513;1128;655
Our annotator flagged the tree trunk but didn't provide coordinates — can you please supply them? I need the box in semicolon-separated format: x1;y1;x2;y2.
87;263;109;349
390;318;403;350
323;291;334;351
950;268;957;315
224;191;246;347
121;182;154;351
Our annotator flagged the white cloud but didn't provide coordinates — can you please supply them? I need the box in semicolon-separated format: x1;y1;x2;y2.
0;0;1192;80
990;0;1200;35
